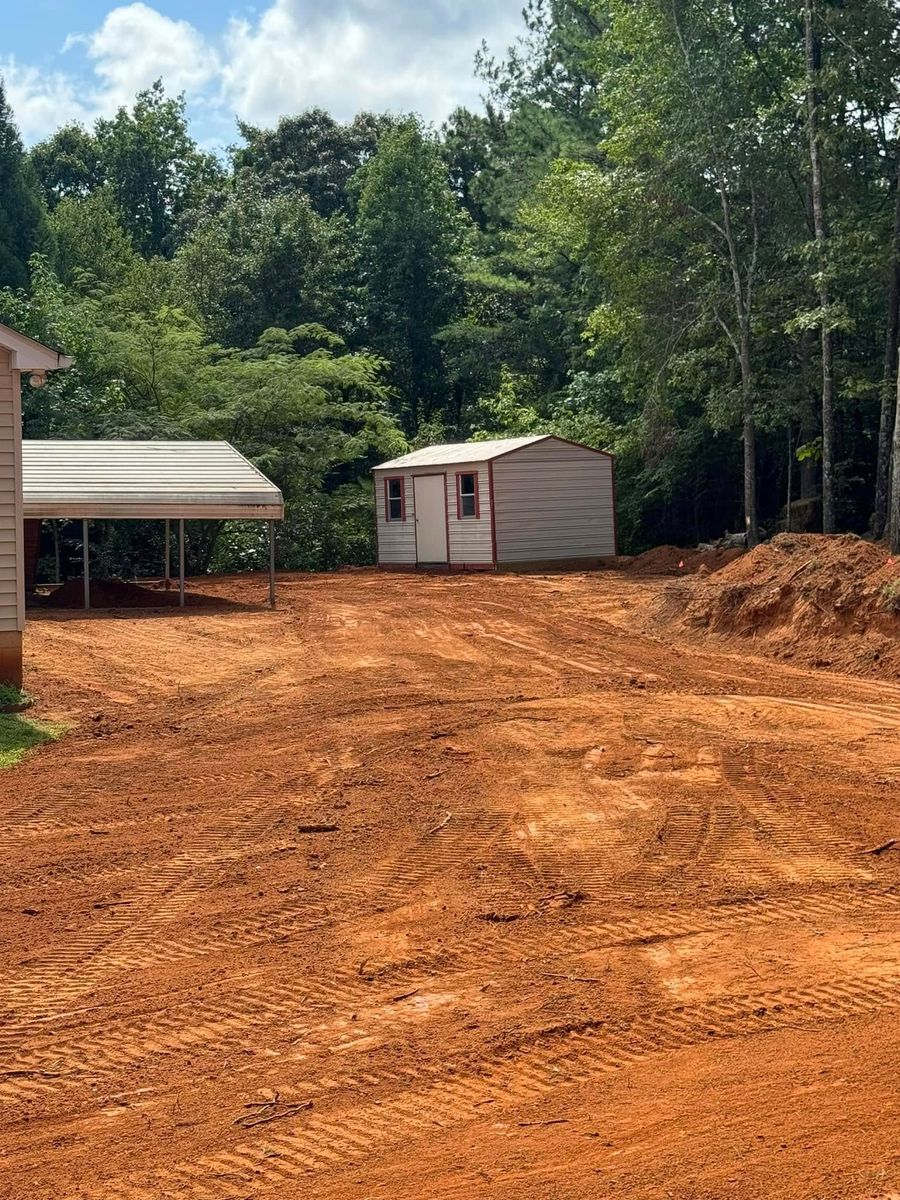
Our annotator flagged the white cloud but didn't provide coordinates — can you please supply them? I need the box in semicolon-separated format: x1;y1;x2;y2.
1;0;523;145
68;2;219;110
221;0;521;126
0;58;95;143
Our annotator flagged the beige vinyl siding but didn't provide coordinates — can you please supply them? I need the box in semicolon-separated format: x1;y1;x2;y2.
373;470;417;564
492;437;616;562
0;350;22;631
374;465;494;565
445;463;493;565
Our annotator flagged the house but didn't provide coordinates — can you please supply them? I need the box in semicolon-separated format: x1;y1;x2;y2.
373;435;616;571
0;324;72;686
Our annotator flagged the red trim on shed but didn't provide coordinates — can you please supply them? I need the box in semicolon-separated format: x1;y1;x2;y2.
488;434;614;463
384;476;407;522
455;470;480;520
487;460;498;566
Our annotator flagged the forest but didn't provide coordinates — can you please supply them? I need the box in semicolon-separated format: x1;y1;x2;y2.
3;0;900;575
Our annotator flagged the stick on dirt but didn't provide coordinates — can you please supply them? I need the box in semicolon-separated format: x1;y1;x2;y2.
296;823;339;834
541;973;603;984
863;838;899;855
388;988;420;1003
427;812;453;835
233;1096;313;1128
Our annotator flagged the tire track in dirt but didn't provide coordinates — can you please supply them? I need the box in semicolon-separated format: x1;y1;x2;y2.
0;784;295;1027
720;747;861;882
92;969;900;1200
6;883;899;1106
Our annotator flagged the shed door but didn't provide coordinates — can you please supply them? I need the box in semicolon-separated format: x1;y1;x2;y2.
413;475;448;563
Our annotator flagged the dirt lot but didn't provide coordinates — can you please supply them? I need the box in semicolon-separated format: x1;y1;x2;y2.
2;568;900;1200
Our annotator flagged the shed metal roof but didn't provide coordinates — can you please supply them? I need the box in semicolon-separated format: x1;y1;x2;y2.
22;440;284;520
374;435;550;470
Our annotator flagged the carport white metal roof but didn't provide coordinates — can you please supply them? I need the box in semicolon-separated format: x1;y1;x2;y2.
22;440;284;520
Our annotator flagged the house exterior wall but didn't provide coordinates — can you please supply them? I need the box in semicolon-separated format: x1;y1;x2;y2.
373;464;494;566
0;348;23;684
491;438;616;563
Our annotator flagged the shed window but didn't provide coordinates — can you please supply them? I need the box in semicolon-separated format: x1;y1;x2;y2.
456;472;479;519
385;477;406;521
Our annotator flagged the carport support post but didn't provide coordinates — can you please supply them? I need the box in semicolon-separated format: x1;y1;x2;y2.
268;520;276;609
82;518;90;610
178;519;185;608
53;520;61;585
164;518;171;585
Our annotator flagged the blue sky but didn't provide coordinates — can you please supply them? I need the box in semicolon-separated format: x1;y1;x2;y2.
2;1;524;150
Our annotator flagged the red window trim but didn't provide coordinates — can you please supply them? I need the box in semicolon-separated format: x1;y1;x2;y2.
455;470;480;520
384;476;406;522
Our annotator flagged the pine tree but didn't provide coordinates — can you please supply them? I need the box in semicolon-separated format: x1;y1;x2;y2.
0;80;54;289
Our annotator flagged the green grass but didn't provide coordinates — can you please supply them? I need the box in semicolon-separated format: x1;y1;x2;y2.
0;681;31;709
0;714;65;769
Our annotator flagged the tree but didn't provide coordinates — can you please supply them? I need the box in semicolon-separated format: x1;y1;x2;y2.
51;188;137;287
233;109;393;217
352;119;466;433
30;124;102;209
94;81;222;258
0;81;54;289
173;178;345;347
804;0;836;534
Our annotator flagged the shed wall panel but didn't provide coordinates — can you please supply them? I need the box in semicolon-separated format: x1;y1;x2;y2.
373;470;417;564
0;349;21;631
445;462;493;564
492;438;616;562
374;465;494;565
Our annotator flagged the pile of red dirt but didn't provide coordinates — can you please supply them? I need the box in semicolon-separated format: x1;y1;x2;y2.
658;533;900;676
625;544;745;576
30;578;229;610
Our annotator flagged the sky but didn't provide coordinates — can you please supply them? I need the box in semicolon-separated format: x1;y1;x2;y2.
1;0;524;150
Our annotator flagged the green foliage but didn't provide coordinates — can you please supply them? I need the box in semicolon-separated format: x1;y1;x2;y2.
6;1;900;562
0;82;54;289
0;682;30;709
233;109;394;217
353;118;467;433
0;715;64;769
173;178;344;347
30;123;102;208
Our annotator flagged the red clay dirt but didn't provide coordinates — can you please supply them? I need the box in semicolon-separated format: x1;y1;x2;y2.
1;568;900;1200
660;532;900;678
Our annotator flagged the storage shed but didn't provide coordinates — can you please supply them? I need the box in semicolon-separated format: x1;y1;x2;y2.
373;435;616;571
0;323;72;685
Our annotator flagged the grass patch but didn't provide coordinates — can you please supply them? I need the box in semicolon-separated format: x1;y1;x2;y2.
0;681;31;709
0;714;66;769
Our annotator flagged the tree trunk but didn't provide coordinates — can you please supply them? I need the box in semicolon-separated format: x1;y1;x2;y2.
805;0;836;534
739;320;759;546
873;159;900;539
890;351;900;553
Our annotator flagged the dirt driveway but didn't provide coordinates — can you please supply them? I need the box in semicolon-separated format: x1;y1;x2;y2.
1;570;899;1199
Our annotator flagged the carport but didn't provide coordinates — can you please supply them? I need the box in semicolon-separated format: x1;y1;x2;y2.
22;440;284;609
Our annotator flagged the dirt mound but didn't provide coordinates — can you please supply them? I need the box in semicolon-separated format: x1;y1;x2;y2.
659;533;900;676
626;545;744;576
31;577;229;610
